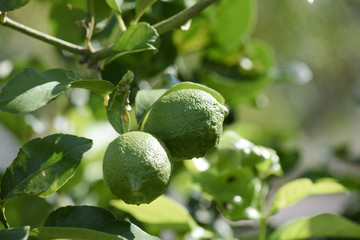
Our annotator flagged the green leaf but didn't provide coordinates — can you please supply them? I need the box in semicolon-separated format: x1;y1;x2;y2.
106;71;134;134
0;67;81;113
269;214;360;240
213;0;256;51
4;195;52;228
107;22;159;63
0;0;29;11
105;0;122;13
134;0;158;22
70;79;115;103
31;227;126;240
111;195;195;231
216;131;282;177
55;1;111;42
0;226;30;240
195;167;262;221
50;3;87;44
65;0;87;11
270;178;348;214
0;111;32;141
0;134;92;200
202;39;275;106
41;205;159;239
135;89;167;124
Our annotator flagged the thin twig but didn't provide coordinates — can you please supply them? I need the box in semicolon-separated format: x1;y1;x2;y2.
0;201;9;229
132;0;157;25
0;15;87;55
85;0;95;52
0;11;6;24
153;0;218;34
116;13;127;32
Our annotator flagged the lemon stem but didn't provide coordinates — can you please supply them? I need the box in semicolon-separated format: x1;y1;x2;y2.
0;200;9;229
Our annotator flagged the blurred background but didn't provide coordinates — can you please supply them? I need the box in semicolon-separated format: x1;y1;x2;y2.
0;0;359;238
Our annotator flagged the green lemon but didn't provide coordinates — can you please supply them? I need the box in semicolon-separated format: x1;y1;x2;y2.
142;89;228;160
103;131;172;205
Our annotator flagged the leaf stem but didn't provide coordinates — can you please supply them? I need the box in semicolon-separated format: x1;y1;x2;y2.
0;14;88;55
132;0;157;25
259;215;268;240
0;200;9;229
85;0;95;52
153;0;218;34
0;11;6;24
116;13;127;32
259;181;269;240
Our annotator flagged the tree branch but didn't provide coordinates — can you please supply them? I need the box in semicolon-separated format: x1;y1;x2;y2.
0;0;218;67
153;0;218;34
0;13;88;55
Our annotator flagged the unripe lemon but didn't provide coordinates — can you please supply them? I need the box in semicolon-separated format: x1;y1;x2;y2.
142;89;228;160
103;131;172;205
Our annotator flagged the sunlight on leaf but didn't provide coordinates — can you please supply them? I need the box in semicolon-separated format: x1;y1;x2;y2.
270;178;348;214
0;68;81;113
269;214;360;240
0;134;92;200
110;195;196;231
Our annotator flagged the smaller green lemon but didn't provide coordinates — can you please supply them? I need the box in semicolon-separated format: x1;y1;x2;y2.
142;89;228;160
103;131;172;205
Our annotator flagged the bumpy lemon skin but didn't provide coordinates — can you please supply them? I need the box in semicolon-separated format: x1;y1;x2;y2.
103;131;172;205
143;89;228;160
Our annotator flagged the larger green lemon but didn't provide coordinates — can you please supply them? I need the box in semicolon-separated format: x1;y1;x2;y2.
103;131;172;205
142;89;228;160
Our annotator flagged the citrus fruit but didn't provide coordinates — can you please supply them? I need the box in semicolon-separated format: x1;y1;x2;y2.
102;131;172;205
142;89;228;160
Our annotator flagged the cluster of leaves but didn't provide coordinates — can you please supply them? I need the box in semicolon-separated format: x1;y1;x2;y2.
1;0;360;240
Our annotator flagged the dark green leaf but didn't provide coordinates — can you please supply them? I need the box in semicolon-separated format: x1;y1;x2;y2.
107;23;159;63
0;68;81;113
270;178;347;214
31;227;125;240
202;39;275;106
111;195;195;231
52;1;111;44
42;205;159;239
269;214;360;240
107;71;134;134
134;0;158;22
0;0;29;11
49;3;87;44
65;0;87;11
106;0;122;13
70;79;115;103
135;89;167;124
0;134;92;200
0;226;30;240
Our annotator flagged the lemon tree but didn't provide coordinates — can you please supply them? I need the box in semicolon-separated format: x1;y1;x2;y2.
1;1;358;240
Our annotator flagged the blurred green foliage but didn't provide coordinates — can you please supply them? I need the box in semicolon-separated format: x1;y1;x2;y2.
0;0;359;239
